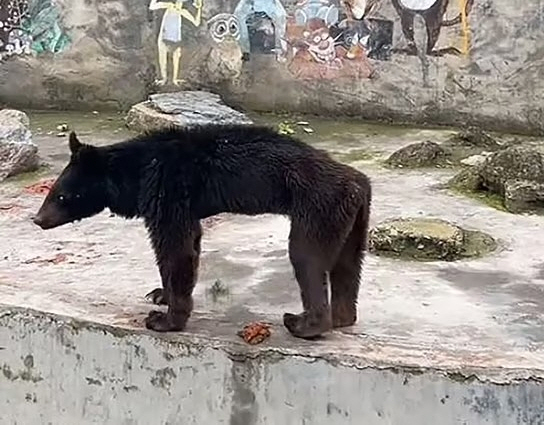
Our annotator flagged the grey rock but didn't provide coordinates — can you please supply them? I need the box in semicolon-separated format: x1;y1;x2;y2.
369;218;465;261
369;217;497;261
460;152;492;167
0;109;39;181
444;127;501;151
125;91;253;133
479;147;544;195
386;141;448;168
504;179;544;213
449;146;544;213
448;166;482;191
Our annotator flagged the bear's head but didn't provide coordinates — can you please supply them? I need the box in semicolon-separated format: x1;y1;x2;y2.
33;132;108;230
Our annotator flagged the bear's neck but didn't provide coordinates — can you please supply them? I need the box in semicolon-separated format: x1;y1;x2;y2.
103;148;142;219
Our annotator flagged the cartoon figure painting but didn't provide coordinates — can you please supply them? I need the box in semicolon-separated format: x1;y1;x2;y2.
233;0;287;58
294;0;339;27
205;13;244;83
0;0;70;61
207;13;241;44
149;0;203;85
337;18;393;61
286;18;373;80
390;0;474;56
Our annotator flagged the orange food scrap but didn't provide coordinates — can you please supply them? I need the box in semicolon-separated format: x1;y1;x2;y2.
237;322;271;345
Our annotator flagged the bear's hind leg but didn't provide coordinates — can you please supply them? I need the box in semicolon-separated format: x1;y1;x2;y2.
283;224;333;339
144;220;202;332
330;202;369;328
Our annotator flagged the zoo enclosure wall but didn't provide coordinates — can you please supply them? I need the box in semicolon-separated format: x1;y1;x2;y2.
0;0;542;135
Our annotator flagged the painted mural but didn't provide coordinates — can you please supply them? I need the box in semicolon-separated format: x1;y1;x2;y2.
391;0;474;56
148;0;475;83
0;0;70;61
207;13;241;44
150;0;204;85
233;0;287;58
205;12;244;82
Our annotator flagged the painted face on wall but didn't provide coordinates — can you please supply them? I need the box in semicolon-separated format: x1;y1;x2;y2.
208;13;241;43
302;22;337;64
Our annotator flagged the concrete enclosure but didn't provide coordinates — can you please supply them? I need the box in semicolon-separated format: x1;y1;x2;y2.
0;0;543;133
2;306;544;425
1;115;544;424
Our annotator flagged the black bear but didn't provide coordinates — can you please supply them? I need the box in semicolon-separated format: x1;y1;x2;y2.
33;125;372;339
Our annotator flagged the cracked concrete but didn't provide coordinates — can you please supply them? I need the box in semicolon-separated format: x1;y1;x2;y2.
1;112;544;424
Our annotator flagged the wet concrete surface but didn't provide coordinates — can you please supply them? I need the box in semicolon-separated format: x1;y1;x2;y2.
1;111;544;377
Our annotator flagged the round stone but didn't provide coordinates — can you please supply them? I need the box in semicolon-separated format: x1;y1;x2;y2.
369;217;497;261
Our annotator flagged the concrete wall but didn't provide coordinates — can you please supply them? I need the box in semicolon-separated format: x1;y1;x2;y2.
1;306;544;425
0;0;543;134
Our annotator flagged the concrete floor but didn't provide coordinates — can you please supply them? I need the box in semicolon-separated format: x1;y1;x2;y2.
1;111;544;382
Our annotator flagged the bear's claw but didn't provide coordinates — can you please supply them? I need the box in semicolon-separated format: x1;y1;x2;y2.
144;310;186;332
145;288;168;305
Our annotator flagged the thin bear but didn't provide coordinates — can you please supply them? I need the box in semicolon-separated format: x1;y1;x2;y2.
33;125;372;339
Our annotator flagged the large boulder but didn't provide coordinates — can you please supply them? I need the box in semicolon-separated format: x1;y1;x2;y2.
449;146;544;213
443;127;502;151
0;109;39;181
478;147;544;194
386;141;448;168
504;180;544;213
125;91;253;133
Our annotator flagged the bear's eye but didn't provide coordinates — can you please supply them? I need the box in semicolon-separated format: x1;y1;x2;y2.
58;195;65;202
75;194;81;199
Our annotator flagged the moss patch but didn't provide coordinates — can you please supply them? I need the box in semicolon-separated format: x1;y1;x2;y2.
449;184;508;212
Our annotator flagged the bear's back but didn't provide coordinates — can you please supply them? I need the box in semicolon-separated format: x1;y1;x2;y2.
109;124;361;218
122;124;325;170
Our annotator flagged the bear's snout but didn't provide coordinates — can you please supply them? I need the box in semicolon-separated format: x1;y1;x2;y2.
32;214;49;229
32;211;60;230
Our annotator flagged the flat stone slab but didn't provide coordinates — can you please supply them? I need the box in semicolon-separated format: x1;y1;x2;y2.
369;217;497;261
370;217;465;260
125;91;253;133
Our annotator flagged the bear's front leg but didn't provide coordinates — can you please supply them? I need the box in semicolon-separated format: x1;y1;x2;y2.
144;220;202;332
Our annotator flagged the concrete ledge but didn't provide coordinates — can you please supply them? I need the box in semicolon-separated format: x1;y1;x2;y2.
1;305;543;425
3;124;544;424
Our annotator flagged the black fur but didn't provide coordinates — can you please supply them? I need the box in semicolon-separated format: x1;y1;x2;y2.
33;124;372;339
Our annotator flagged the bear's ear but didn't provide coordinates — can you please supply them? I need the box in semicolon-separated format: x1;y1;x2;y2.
69;132;83;155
